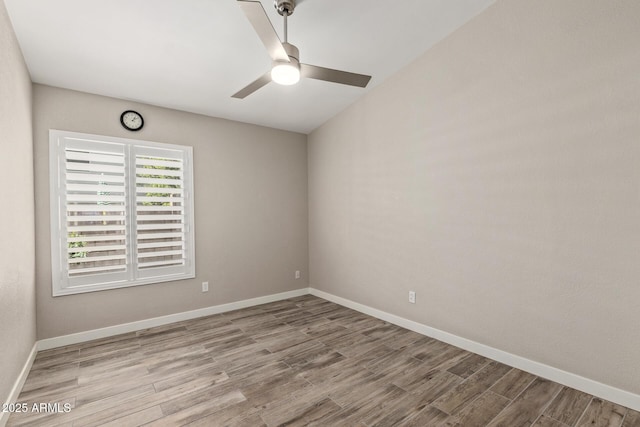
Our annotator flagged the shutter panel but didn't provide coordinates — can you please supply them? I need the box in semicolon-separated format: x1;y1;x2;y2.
64;144;128;279
134;151;187;272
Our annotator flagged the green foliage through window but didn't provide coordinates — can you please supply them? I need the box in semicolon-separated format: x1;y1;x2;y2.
68;231;87;258
140;161;181;206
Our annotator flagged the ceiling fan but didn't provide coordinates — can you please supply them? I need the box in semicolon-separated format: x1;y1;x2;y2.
232;0;372;99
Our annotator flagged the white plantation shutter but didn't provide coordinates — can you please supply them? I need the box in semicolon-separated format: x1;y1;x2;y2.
50;130;195;296
64;143;128;282
134;146;189;277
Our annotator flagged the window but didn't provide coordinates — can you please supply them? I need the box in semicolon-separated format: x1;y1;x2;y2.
49;130;195;296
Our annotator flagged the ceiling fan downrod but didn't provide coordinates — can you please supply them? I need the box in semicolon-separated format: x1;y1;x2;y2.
274;0;295;42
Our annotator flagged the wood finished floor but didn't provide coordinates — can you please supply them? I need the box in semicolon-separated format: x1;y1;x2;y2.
8;295;640;427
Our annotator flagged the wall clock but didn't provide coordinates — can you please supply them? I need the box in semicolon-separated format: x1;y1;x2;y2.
120;110;144;131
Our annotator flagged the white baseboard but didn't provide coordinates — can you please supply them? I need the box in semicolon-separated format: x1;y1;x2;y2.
1;343;37;427
309;287;640;412
37;288;310;351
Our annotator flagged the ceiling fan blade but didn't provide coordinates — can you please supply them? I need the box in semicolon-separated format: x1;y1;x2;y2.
300;64;371;88
232;71;272;99
238;1;289;62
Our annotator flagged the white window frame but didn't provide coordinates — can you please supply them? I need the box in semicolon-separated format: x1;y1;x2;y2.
49;130;196;296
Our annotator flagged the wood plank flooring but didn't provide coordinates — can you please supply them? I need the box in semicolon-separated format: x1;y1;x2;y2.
7;295;640;426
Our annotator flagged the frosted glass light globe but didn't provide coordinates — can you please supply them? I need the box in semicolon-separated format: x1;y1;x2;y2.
271;62;300;85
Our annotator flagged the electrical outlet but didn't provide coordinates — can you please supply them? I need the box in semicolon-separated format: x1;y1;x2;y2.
295;270;301;279
409;291;416;304
202;281;209;292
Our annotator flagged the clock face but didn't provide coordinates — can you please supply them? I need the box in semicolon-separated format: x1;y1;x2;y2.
120;110;144;131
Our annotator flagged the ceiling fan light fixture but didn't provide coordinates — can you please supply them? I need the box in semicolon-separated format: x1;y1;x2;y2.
271;60;300;85
232;1;371;98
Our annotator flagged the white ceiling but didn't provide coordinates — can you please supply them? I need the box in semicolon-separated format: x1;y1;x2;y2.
5;0;495;134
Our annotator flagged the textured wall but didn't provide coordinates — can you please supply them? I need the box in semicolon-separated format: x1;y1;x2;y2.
0;0;36;407
33;85;308;339
309;0;640;394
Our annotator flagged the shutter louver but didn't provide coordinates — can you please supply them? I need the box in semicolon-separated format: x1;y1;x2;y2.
64;147;128;277
135;155;186;270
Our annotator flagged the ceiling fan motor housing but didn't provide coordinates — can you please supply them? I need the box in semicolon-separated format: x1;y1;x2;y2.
282;42;299;62
274;0;295;16
272;42;300;77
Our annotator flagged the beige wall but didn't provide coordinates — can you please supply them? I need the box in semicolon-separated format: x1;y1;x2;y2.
0;0;36;406
309;0;640;395
33;85;308;339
